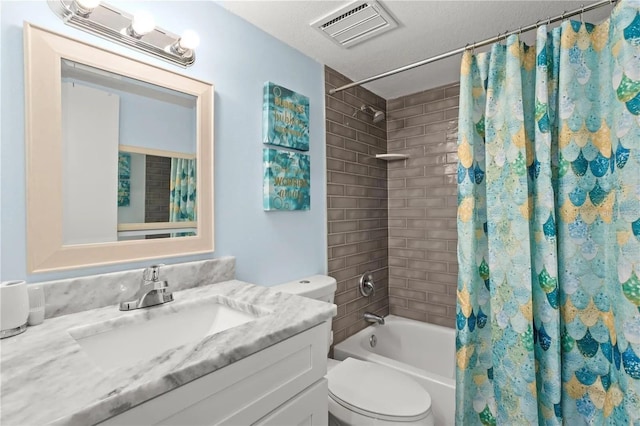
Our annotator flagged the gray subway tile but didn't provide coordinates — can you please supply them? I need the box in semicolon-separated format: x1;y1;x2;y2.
389;287;427;301
428;292;457;306
428;272;458;284
407;239;448;251
331;243;359;258
388;125;425;140
328;146;357;162
389;228;425;239
345;231;371;243
329;122;357;139
344;162;369;176
404;88;445;107
426;251;458;263
327;208;345;221
388;188;426;198
327;158;345;172
330;172;359;185
387;139;406;150
406;260;449;272
407;279;448;294
328;234;345;247
327;184;344;196
344;139;370;154
389;257;408;267
388;168;425;179
387;97;405;111
345;253;371;267
424;97;459;114
330;220;358;234
389;296;408;308
326;108;344;124
444;85;460;98
388;208;426;218
388;104;424;120
387;119;405;131
407;198;447;208
389;307;427;322
405;111;445;127
328;258;346;271
390;267;428;280
389;248;425;259
408;300;447;315
388;219;407;228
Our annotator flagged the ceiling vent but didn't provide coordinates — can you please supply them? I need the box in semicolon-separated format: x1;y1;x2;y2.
311;1;398;48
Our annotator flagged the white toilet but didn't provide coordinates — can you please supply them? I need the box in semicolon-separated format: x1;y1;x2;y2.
274;276;434;426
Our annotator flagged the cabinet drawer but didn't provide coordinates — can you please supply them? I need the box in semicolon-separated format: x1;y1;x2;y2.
101;322;329;425
254;379;328;426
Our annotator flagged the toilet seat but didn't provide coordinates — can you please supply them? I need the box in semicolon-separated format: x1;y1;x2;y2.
326;358;432;422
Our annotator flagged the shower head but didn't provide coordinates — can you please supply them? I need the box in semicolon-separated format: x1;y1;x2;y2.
353;104;386;123
372;109;385;123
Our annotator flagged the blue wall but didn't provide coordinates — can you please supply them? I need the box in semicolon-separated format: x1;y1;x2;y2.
0;1;327;286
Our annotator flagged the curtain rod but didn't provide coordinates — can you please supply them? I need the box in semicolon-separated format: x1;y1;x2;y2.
329;0;617;95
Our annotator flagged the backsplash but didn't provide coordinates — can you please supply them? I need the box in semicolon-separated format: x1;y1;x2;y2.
325;67;389;345
40;257;235;319
386;83;459;328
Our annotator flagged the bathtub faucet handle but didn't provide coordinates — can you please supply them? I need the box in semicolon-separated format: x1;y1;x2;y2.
359;272;375;297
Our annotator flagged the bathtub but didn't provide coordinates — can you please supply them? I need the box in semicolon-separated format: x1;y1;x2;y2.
333;315;456;426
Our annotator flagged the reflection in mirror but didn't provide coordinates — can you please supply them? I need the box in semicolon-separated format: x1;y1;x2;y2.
60;59;197;244
24;24;213;273
117;149;197;241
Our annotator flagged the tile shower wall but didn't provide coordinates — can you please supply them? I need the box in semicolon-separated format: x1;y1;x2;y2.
386;83;460;328
325;67;389;345
145;155;171;223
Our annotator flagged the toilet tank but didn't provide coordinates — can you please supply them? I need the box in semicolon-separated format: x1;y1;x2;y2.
273;275;337;349
273;275;337;304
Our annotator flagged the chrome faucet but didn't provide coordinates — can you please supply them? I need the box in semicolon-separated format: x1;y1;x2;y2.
119;265;174;311
363;311;385;325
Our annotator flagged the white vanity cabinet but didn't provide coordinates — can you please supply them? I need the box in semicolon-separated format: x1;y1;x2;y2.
100;322;329;426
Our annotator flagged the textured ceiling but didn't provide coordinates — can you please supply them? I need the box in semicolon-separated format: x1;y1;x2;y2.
219;0;614;100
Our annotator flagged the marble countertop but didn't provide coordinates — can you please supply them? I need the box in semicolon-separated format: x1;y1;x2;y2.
0;280;336;425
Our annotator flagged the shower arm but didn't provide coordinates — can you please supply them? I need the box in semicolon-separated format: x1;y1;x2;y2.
354;105;375;116
329;0;618;95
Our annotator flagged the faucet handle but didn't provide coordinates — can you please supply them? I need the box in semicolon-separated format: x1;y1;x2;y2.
152;280;169;291
359;272;375;297
143;264;165;282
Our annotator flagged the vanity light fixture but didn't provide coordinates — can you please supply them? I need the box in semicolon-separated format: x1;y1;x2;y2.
48;0;199;67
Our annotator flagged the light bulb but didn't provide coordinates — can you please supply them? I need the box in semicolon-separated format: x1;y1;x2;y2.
75;0;100;9
131;11;155;37
178;30;200;51
72;0;100;16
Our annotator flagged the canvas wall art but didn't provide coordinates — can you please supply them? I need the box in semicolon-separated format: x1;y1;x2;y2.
263;82;309;151
263;148;310;211
118;152;131;207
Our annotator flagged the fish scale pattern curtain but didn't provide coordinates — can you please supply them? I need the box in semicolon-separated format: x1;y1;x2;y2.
456;0;640;424
169;157;196;222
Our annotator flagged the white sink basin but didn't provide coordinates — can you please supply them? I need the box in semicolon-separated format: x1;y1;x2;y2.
68;296;268;371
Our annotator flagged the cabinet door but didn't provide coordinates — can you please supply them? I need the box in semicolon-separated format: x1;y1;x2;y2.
255;379;328;426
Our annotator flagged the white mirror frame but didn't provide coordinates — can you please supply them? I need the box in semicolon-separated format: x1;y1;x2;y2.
24;23;214;273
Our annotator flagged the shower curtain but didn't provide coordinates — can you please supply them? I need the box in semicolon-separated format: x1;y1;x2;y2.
169;157;196;222
456;0;640;424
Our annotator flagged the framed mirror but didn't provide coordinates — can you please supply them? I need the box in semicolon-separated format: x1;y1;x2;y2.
24;23;214;273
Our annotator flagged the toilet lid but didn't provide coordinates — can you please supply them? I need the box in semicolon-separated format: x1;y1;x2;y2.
327;358;431;421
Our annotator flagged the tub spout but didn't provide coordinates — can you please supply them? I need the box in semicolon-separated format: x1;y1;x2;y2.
364;312;385;325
